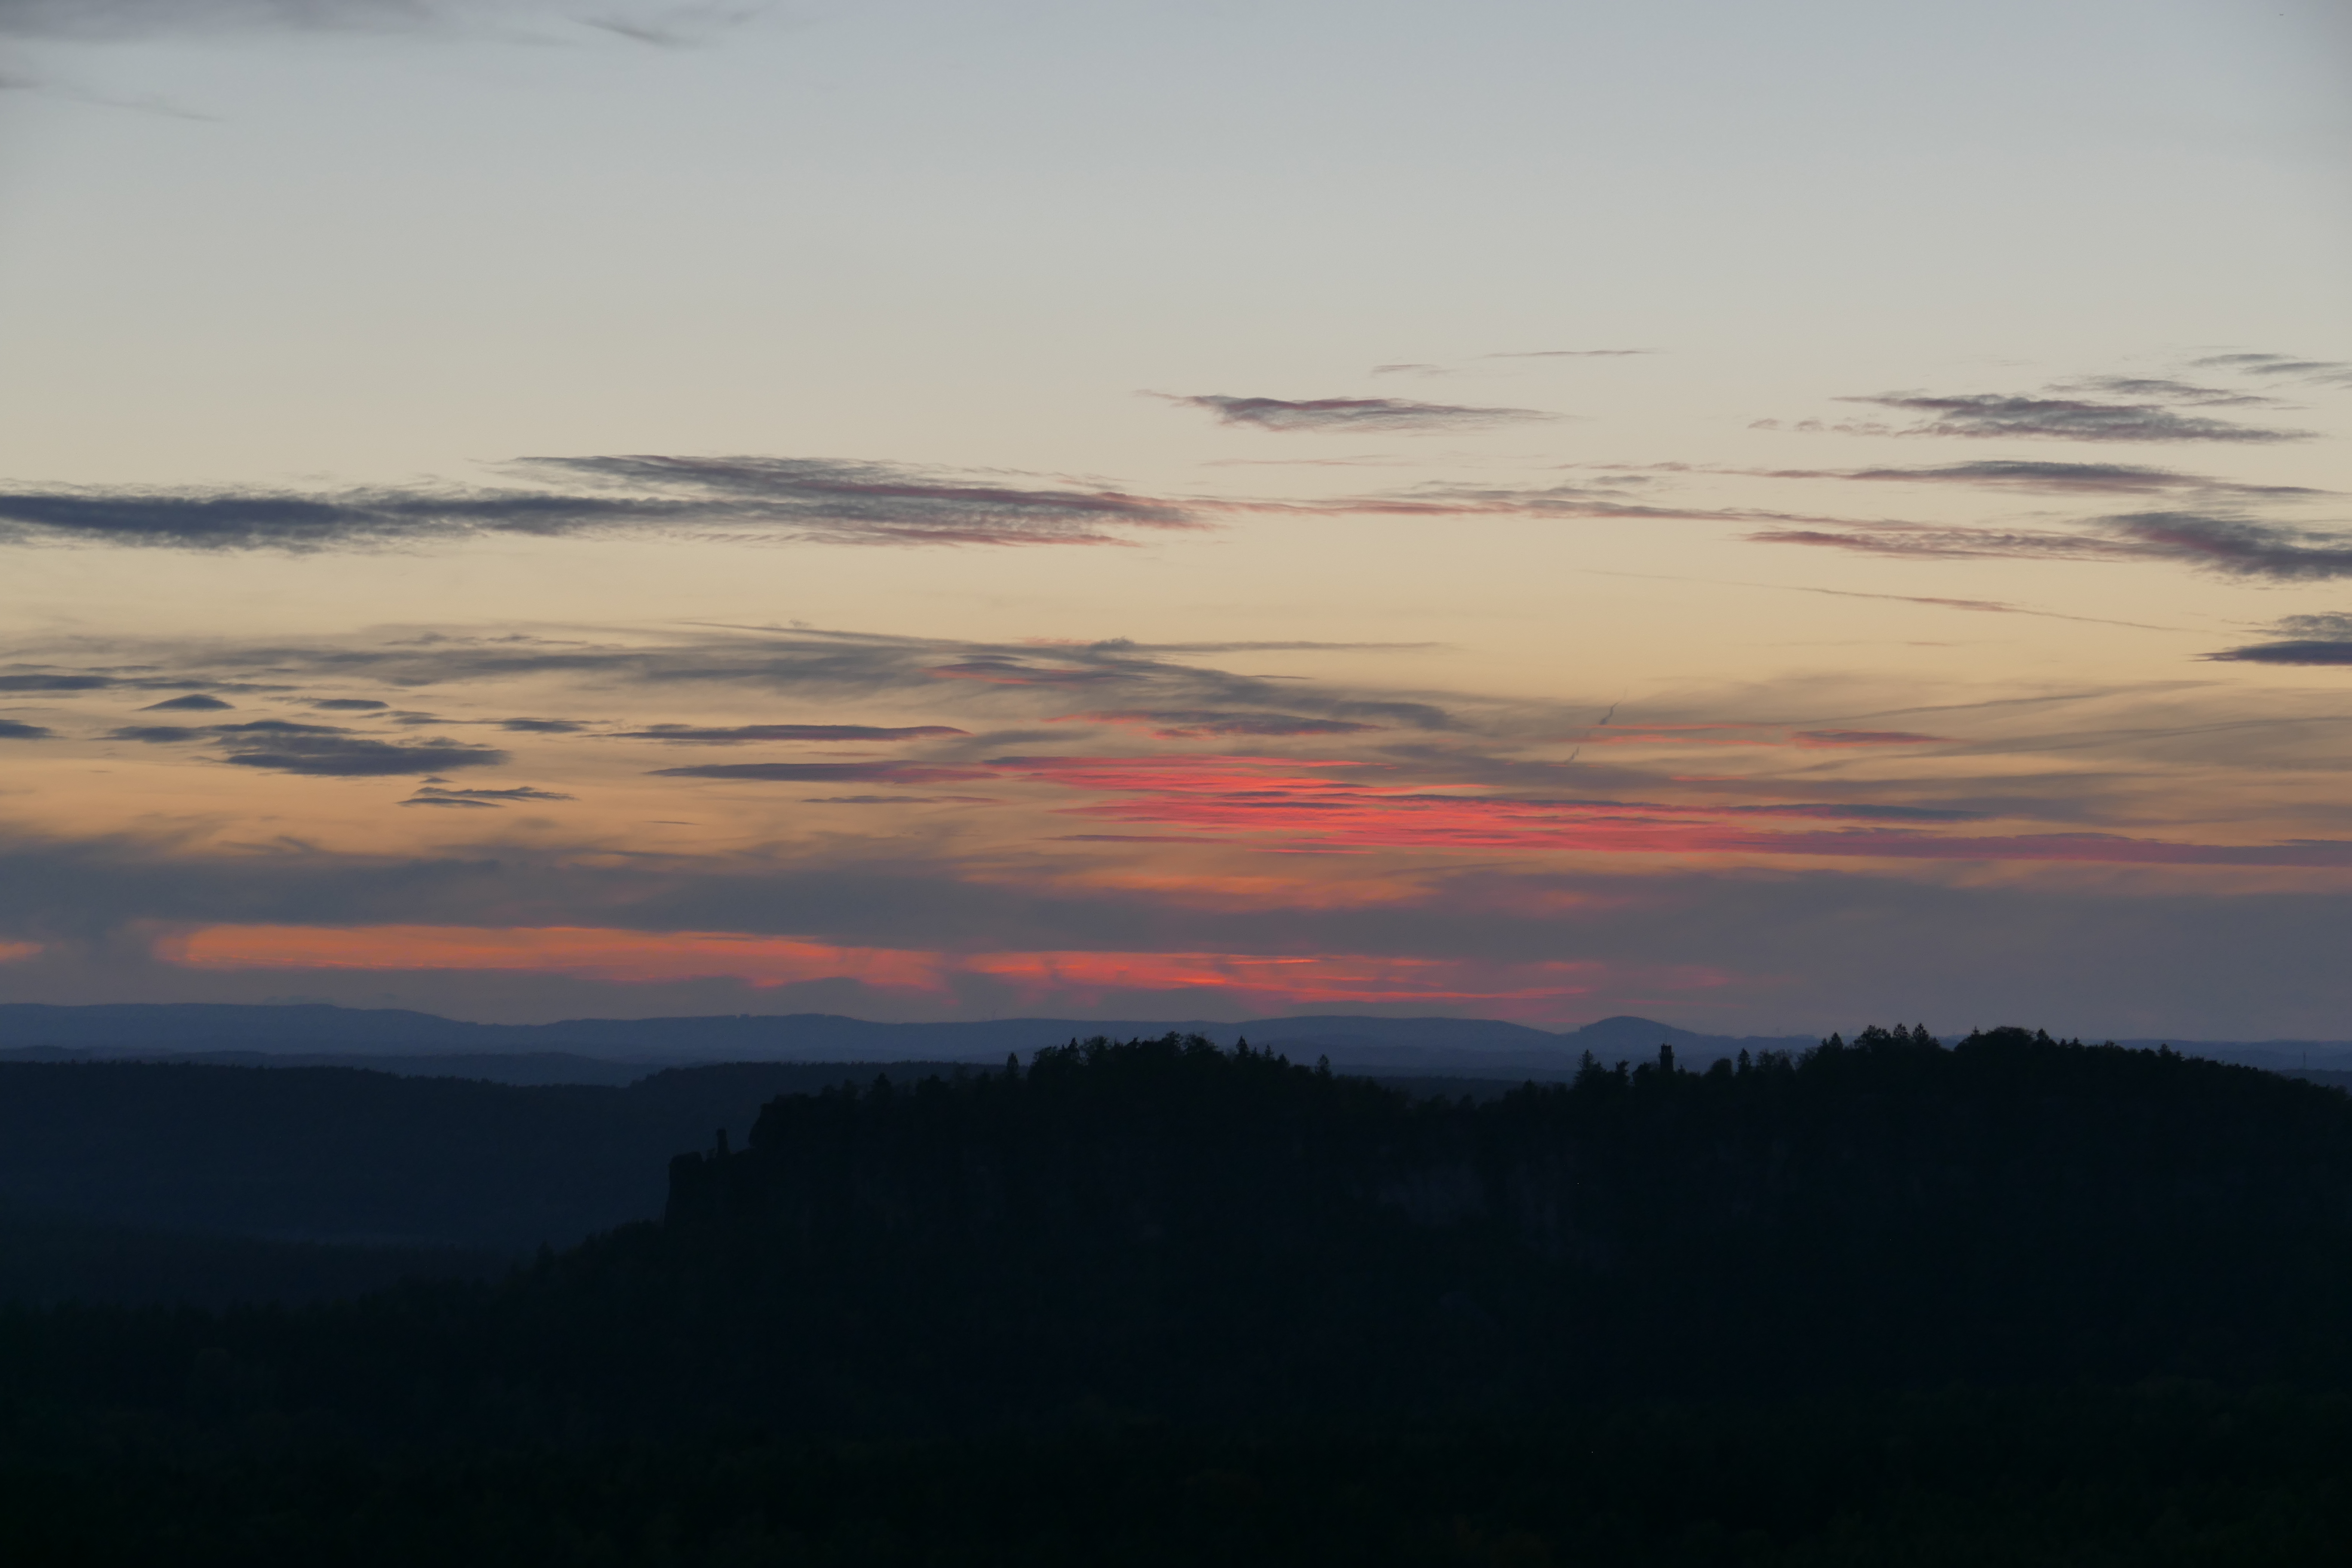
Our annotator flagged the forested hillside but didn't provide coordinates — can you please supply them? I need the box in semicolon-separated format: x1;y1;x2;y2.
9;1026;2352;1562
629;1025;2352;1423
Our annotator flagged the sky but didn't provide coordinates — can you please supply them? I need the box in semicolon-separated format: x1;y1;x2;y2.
1;0;2349;1038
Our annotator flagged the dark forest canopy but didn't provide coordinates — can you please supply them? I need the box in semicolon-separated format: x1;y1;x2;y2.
637;1025;2352;1422
8;1025;2352;1562
11;1024;2350;1439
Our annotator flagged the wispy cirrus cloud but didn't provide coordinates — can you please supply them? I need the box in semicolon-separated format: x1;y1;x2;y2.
1825;391;2314;444
213;721;508;777
1574;723;1946;750
2194;352;2352;390
650;761;995;785
2;629;1469;739
400;783;575;808
1791;730;1948;747
20;437;2299;569
923;656;1124;686
1755;374;2318;444
1755;459;2328;500
0;455;1204;553
1159;394;1558;433
1749;512;2352;582
1317;481;1865;528
2058;375;2278;407
102;717;507;775
1057;710;1384;739
616;723;971;744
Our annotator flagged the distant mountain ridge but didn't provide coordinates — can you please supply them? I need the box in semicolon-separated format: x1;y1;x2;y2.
2;1001;2344;1077
0;1002;1811;1072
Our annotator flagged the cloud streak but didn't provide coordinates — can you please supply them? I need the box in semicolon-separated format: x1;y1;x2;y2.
0;455;1206;552
0;674;113;692
1829;392;2313;444
1161;395;1557;433
1748;513;2352;582
101;717;508;775
650;762;995;784
1758;459;2328;499
0;628;1474;741
1791;730;1947;747
211;722;509;777
986;753;2352;870
400;783;576;807
1057;710;1384;738
2202;616;2352;667
2202;641;2352;668
2194;352;2352;390
616;723;971;744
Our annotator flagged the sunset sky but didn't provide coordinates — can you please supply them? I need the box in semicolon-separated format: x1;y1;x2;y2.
2;0;2349;1037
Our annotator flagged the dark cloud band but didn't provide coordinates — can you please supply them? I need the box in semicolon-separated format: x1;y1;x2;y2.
2202;642;2352;667
0;674;113;691
102;717;506;775
0;455;1205;553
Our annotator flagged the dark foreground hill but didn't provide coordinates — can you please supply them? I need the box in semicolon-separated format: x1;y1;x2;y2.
11;1026;2352;1563
619;1026;2352;1424
17;1026;2352;1427
0;1207;503;1309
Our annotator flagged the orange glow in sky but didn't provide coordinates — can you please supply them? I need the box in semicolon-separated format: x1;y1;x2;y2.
158;924;1702;1015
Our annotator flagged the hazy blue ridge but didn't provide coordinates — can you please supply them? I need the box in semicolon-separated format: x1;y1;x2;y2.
3;1001;2341;1079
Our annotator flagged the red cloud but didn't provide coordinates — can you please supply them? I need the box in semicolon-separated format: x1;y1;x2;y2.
992;753;2352;869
